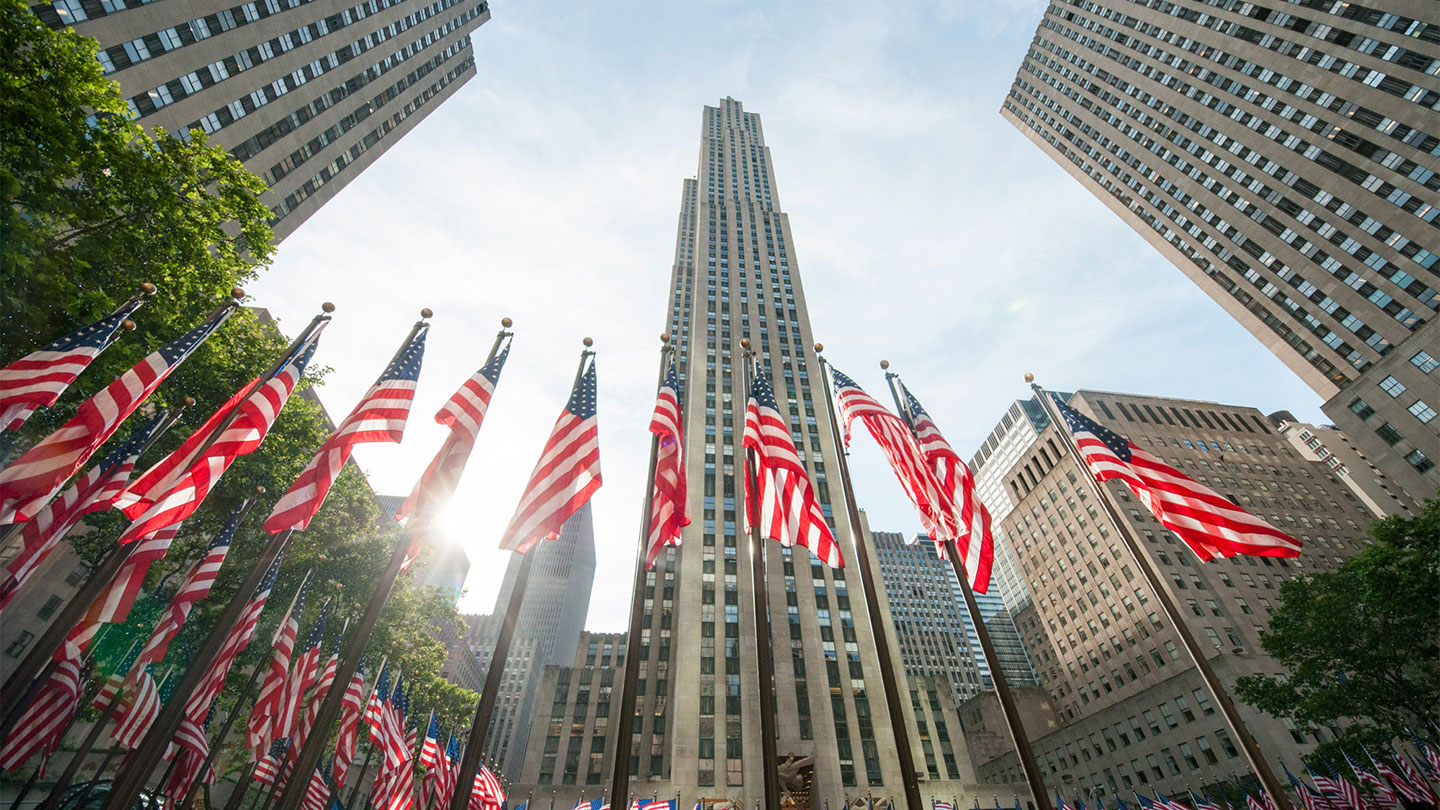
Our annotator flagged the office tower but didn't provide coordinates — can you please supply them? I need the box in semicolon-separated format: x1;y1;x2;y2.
1001;0;1440;503
36;0;491;241
629;97;911;799
969;394;1072;616
871;530;1037;710
968;390;1379;798
470;504;596;778
1270;414;1418;517
517;631;627;795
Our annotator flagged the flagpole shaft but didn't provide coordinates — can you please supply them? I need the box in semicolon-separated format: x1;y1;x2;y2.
814;357;923;810
879;372;1050;810
179;659;268;810
448;548;536;810
610;343;673;809
737;353;782;810
1028;384;1291;810
0;406;189;725
35;676;128;810
100;525;296;810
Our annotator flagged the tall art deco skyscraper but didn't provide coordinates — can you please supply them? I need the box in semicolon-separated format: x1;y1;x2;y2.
626;98;910;800
1001;0;1439;504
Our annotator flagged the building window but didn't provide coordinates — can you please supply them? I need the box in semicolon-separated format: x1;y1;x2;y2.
1411;350;1438;374
1375;423;1405;446
1404;449;1434;474
1348;398;1375;419
1379;376;1407;397
36;595;62;620
4;631;33;658
1407;400;1436;424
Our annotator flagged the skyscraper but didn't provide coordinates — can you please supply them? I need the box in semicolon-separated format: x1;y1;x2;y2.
1001;0;1439;503
968;389;1379;797
471;503;596;777
871;530;1038;710
631;97;911;799
37;0;491;240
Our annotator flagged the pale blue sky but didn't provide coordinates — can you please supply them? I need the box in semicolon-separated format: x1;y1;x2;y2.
249;0;1327;629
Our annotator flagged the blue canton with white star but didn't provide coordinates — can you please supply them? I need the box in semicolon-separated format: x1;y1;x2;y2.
481;340;511;383
903;387;930;419
379;327;428;383
830;368;862;391
1055;397;1132;462
749;362;780;409
44;300;143;352
566;360;598;418
159;307;233;365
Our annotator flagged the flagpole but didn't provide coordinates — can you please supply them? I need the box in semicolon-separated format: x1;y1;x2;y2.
0;400;192;726
34;637;145;810
812;348;923;810
609;334;673;810
177;654;270;810
343;654;388;810
880;366;1052;810
448;336;591;810
1026;378;1291;810
736;339;782;810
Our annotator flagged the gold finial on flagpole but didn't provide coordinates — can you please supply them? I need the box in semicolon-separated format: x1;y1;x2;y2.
231;287;246;300
122;319;136;331
256;485;266;495
502;317;513;328
420;308;433;319
879;360;889;370
140;282;157;296
661;333;670;344
813;342;823;353
740;338;750;349
322;302;336;313
583;336;593;347
1024;373;1035;383
183;396;196;407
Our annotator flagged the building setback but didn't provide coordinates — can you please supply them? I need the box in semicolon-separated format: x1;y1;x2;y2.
968;390;1380;800
1001;0;1439;504
36;0;491;241
516;631;627;798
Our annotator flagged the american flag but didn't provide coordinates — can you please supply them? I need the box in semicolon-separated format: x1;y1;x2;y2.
1245;796;1268;810
830;368;957;548
0;305;233;517
91;638;145;713
1313;767;1364;810
897;381;994;592
0;297;147;433
1370;750;1432;805
274;605;330;747
1347;753;1401;810
0;411;167;611
1391;750;1437;806
292;638;342;770
1053;397;1302;560
646;358;689;568
302;758;337;810
165;709;215;800
266;325;427;534
0;655;90;770
935;803;955;810
1417;736;1440;776
111;663;162;748
1056;795;1075;810
119;337;321;544
132;501;245;673
399;340;511;569
636;802;674;810
434;735;459;810
1288;765;1333;810
366;663;393;749
1156;794;1189;810
254;739;291;787
419;713;441;807
468;764;505;810
742;360;842;567
1193;792;1222;810
65;519;184;652
332;663;368;788
248;571;313;759
498;355;601;554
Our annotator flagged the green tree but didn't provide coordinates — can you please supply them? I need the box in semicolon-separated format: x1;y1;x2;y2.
1236;498;1440;760
2;1;476;774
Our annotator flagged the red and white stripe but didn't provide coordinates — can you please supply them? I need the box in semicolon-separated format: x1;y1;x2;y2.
247;577;309;759
275;634;323;747
1058;399;1302;561
266;328;424;534
498;359;601;554
0;650;88;770
899;382;994;592
111;667;161;748
1352;761;1402;810
332;668;368;788
830;369;958;548
0;308;231;516
0;299;145;433
1374;754;1432;805
1312;772;1366;810
468;765;505;810
164;716;214;798
64;521;183;653
1394;753;1437;805
133;532;232;672
742;363;842;568
645;362;689;568
119;346;314;545
301;764;331;810
0;434;147;610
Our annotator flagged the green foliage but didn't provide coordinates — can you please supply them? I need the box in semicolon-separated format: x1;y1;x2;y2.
2;1;477;770
1236;498;1440;762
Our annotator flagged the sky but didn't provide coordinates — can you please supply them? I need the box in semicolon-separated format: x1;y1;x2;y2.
247;0;1328;631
